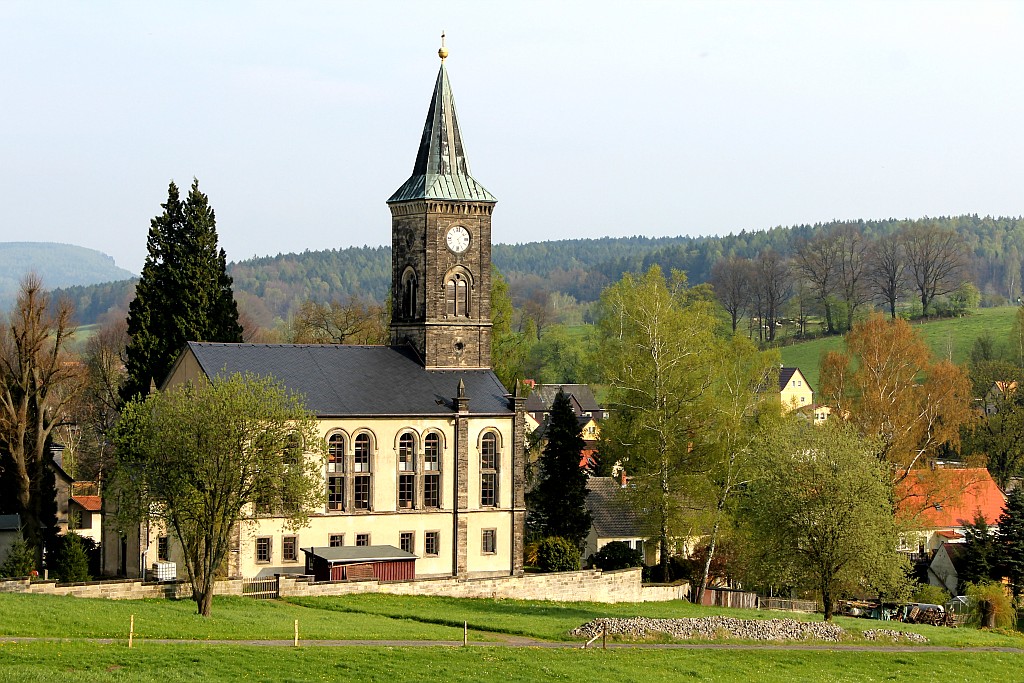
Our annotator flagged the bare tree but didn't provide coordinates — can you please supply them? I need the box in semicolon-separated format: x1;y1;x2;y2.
902;223;968;315
711;256;754;334
0;276;81;562
834;224;872;330
755;250;791;343
287;297;389;345
793;233;841;334
868;232;907;319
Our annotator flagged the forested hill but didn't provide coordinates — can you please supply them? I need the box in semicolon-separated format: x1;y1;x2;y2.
0;242;134;311
53;214;1024;327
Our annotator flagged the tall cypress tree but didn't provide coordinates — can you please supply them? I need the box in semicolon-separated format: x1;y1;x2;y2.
122;180;242;402
527;390;593;548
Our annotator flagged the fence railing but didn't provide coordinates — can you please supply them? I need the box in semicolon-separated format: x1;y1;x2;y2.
241;576;279;599
759;597;818;613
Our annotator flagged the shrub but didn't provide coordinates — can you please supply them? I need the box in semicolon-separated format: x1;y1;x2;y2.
912;583;950;606
0;537;36;578
588;541;643;571
53;532;91;583
965;581;1016;629
537;536;580;572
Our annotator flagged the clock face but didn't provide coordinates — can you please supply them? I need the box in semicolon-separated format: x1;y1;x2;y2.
445;225;471;254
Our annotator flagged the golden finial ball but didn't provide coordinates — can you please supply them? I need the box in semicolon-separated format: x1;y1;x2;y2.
438;45;448;60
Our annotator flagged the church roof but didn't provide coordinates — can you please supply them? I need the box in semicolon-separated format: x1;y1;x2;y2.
182;342;512;417
388;61;496;204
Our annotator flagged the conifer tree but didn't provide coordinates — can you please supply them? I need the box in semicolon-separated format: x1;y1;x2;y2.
527;390;592;548
122;180;242;402
997;488;1024;597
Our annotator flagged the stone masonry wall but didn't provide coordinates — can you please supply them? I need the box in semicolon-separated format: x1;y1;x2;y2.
0;568;687;604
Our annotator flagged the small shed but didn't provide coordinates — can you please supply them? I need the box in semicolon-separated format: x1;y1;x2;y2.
0;514;22;568
302;545;417;582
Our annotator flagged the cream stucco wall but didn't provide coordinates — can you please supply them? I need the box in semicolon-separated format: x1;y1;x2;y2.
780;369;813;413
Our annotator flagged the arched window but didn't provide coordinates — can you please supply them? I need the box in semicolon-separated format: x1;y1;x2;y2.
326;433;345;511
353;433;372;511
445;272;471;317
424;432;441;508
398;432;415;509
327;434;345;473
480;432;498;507
401;268;417;320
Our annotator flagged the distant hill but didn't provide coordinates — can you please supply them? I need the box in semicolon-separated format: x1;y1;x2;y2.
0;242;134;311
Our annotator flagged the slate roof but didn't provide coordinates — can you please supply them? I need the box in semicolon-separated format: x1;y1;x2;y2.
779;367;799;390
302;545;417;563
183;342;512;417
524;384;601;414
0;514;21;531
388;63;496;203
586;477;645;539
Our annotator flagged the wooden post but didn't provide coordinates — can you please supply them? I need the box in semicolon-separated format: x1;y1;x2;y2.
129;614;134;649
602;622;607;650
294;619;299;647
463;620;468;646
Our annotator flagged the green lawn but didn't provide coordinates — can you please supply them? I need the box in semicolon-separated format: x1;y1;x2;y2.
779;306;1020;389
0;641;1020;683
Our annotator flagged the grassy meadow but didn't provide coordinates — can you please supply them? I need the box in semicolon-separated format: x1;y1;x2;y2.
778;306;1020;389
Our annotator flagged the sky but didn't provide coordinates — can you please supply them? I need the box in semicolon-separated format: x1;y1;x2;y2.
2;0;1023;275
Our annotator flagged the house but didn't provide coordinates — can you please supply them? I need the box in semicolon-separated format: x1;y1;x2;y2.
0;514;22;568
524;384;608;424
984;380;1018;415
928;542;965;594
896;467;1006;555
778;367;813;413
584;476;653;565
107;44;527;582
68;485;102;546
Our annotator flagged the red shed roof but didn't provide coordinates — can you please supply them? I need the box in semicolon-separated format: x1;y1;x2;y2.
897;468;1005;529
70;495;102;512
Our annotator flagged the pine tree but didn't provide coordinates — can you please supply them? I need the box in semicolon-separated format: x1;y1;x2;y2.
527;390;592;548
122;180;242;402
960;513;1000;588
997;488;1024;596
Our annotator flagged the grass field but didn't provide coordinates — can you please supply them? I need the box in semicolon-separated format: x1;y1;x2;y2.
779;306;1020;389
1;593;1022;681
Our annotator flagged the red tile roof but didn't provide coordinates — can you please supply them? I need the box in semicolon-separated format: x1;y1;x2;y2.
897;468;1005;529
70;495;102;512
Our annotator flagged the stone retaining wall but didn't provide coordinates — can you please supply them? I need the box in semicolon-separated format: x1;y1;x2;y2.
0;568;687;604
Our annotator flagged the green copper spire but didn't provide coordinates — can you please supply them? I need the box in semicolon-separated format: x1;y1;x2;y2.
388;39;496;204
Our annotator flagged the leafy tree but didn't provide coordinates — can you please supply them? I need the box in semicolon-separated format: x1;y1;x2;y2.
122;180;243;402
0;276;80;565
912;583;950;604
588;541;643;571
490;267;531;389
965;580;1016;629
902;223;968;316
753;249;790;342
794;233;841;333
820;315;974;485
536;536;580;572
739;419;910;621
287;297;388;345
962;389;1024;491
597;266;717;581
53;532;90;583
111;373;325;616
527;390;592;547
0;535;36;578
997;488;1024;597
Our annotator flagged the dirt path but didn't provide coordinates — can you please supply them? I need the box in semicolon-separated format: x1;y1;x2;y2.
3;636;1023;653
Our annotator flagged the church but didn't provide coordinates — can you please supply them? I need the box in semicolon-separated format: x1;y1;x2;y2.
143;40;527;580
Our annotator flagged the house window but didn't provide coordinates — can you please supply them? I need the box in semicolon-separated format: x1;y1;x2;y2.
327;434;345;473
398;433;415;472
354;433;371;472
157;536;169;561
481;529;497;555
256;537;272;564
480;432;498;507
327;475;345;511
398;474;415;509
424;531;439;557
424;474;440;508
329;534;344;548
424;433;440;471
356;533;370;547
283;535;297;562
400;531;414;554
354;475;371;510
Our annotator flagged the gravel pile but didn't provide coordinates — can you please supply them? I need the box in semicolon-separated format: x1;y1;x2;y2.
862;629;928;643
570;616;845;642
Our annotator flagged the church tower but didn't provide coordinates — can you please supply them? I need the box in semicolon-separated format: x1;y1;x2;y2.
388;36;497;370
